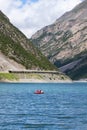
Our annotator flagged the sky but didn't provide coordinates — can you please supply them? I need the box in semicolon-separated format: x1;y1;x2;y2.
0;0;83;38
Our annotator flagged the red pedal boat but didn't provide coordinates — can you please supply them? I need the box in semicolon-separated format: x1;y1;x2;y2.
34;90;44;94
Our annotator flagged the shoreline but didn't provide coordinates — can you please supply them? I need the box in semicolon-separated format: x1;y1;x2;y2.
0;79;87;83
0;72;72;83
0;77;87;83
0;81;87;83
0;79;86;84
73;80;87;83
0;78;72;83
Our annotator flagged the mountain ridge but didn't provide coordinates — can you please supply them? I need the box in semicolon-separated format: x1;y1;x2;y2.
31;0;87;80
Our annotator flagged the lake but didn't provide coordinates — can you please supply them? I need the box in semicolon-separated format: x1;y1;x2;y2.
0;82;87;130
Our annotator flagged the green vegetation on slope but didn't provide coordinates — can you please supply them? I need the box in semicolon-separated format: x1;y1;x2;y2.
0;11;57;71
0;73;18;81
0;32;56;70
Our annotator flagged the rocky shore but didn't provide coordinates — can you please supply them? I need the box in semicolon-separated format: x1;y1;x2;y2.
0;72;71;83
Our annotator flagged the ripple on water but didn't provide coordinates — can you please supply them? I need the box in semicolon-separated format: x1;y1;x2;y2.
0;83;87;130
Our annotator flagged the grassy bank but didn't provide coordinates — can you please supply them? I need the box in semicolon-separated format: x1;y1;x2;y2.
0;72;70;82
0;73;18;81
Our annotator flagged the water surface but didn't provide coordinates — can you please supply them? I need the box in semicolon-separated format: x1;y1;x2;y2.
0;82;87;130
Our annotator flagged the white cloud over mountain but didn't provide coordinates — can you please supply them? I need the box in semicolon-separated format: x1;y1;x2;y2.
0;0;82;38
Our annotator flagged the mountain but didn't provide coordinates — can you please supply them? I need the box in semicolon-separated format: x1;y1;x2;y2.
0;11;71;82
0;10;58;71
31;0;87;80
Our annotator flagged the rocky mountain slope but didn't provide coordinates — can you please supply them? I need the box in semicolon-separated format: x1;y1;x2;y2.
31;0;87;80
0;11;71;82
0;11;58;71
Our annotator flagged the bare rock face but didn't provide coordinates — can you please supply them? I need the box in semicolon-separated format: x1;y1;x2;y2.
0;51;25;72
31;0;87;80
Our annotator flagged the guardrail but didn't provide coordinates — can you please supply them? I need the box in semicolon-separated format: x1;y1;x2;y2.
9;70;61;74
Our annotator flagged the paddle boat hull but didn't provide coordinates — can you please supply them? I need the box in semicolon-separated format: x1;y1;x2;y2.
34;90;44;94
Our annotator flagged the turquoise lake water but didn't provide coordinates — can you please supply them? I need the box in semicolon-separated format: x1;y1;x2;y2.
0;82;87;130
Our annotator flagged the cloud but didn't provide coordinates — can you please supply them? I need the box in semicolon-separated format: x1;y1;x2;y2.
0;0;82;38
